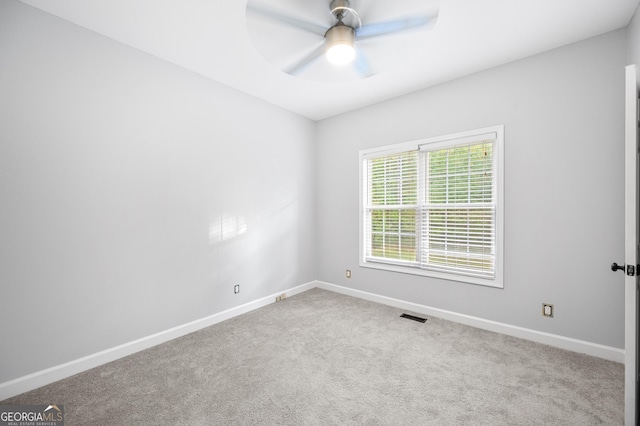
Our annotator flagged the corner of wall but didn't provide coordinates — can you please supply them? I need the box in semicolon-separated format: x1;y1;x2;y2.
627;3;640;69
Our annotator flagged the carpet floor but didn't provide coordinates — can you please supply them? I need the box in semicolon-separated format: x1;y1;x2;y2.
2;288;624;425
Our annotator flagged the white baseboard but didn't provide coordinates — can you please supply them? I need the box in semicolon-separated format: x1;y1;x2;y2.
1;279;623;401
0;281;316;401
316;281;624;364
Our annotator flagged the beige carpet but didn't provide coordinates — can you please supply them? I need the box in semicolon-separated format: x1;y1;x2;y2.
2;288;624;425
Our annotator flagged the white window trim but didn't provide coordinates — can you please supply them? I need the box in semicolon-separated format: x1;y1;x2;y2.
359;125;504;288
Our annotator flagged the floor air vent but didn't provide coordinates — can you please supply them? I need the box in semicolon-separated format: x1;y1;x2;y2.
400;313;427;323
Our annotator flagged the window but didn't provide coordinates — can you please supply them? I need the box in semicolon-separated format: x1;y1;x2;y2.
360;126;504;287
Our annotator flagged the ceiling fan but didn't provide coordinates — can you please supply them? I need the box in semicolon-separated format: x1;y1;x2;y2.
246;0;439;79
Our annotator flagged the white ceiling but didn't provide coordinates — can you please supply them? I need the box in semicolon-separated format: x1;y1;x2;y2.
19;0;640;121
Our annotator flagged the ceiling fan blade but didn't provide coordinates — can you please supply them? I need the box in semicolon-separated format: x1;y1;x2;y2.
355;14;437;40
246;4;327;37
353;49;375;78
285;44;325;76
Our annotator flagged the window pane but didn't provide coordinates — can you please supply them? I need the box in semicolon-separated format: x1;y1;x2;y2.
400;210;416;233
448;174;468;203
384;234;399;259
448;146;469;175
423;206;494;275
429;150;447;176
421;140;495;276
427;142;494;206
369;152;418;206
429;177;447;203
371;233;384;257
366;208;417;262
371;210;384;232
400;235;416;261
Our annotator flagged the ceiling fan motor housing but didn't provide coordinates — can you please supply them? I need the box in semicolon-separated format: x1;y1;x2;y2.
325;22;355;48
325;22;355;45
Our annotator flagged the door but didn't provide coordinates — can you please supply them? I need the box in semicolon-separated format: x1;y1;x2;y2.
625;63;639;426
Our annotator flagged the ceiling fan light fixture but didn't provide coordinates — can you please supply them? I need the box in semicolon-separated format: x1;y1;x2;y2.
325;24;355;65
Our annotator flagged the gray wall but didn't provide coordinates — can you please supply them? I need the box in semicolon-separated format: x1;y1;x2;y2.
316;30;627;349
629;4;640;69
0;0;316;383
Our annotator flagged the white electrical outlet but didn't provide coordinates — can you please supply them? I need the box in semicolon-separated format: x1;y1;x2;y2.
346;269;351;278
542;303;553;317
234;285;240;294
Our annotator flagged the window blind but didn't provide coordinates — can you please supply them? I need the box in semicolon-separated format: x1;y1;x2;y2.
419;136;496;279
362;131;498;281
364;151;419;263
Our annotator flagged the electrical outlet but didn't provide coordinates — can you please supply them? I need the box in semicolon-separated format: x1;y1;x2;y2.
542;303;553;318
234;285;240;294
346;269;351;278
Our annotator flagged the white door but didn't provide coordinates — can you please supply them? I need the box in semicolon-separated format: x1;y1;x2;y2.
624;63;639;426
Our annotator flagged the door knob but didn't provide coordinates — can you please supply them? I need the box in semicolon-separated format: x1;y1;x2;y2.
611;262;625;272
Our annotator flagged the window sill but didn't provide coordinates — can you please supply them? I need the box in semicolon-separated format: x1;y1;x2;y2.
359;260;503;289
